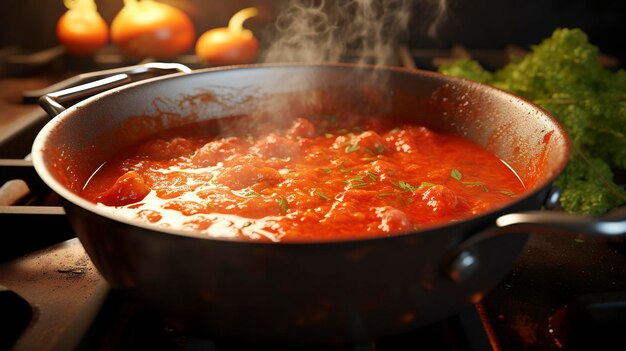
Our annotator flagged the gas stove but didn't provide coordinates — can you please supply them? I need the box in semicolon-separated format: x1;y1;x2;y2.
1;47;625;351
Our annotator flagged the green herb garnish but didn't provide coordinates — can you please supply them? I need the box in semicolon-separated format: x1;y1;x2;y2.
278;198;287;212
397;180;418;192
338;161;350;173
316;191;330;200
243;190;260;197
345;144;360;153
376;192;397;198
498;190;517;197
343;176;368;189
450;169;463;181
462;181;489;192
365;170;378;182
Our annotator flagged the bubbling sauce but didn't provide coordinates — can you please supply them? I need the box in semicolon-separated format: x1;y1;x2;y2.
81;114;525;242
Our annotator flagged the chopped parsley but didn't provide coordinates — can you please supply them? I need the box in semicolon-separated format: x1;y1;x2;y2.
278;198;288;212
316;191;330;200
345;144;360;153
243;190;260;197
462;181;489;192
397;180;418;192
449;168;488;192
498;190;517;197
450;169;463;181
338;161;350;173
365;170;378;182
342;176;369;189
376;192;397;198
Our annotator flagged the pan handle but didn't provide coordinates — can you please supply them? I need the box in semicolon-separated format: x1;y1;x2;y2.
445;203;626;282
38;62;192;117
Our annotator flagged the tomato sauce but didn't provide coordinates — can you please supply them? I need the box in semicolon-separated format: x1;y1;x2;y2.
81;114;526;242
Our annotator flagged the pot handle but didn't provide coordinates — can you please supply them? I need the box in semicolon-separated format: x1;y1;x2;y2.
38;62;192;117
445;201;626;282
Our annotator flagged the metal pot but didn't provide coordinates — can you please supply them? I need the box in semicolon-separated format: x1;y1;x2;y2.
31;62;625;344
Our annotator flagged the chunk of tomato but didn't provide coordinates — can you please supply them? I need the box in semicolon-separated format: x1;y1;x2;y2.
97;171;151;206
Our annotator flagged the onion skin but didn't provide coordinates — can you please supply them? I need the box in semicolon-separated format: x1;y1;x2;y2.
111;0;196;59
56;0;109;56
195;7;259;66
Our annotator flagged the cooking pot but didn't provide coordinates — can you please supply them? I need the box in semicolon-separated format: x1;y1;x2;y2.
32;62;626;344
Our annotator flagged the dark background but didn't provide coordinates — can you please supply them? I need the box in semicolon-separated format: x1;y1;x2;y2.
410;0;626;64
0;0;624;67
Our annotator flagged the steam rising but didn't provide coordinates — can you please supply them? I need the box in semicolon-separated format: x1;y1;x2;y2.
263;0;414;66
252;0;451;127
425;0;449;38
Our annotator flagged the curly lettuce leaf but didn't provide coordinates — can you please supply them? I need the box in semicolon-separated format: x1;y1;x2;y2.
439;28;626;214
438;59;493;84
554;155;626;215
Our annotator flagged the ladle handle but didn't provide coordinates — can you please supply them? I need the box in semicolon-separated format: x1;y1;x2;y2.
445;202;626;282
38;62;192;117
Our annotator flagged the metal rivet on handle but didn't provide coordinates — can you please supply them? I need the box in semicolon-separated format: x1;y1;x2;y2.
448;250;480;282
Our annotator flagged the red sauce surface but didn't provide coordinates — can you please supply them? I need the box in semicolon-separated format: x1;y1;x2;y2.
81;114;526;242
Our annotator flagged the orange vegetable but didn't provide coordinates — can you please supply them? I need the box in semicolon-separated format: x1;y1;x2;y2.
195;7;259;66
56;0;109;56
111;0;196;59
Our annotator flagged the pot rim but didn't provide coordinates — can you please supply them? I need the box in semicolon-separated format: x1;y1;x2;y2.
31;62;572;245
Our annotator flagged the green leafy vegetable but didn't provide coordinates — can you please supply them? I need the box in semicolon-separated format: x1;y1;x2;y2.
439;28;626;214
